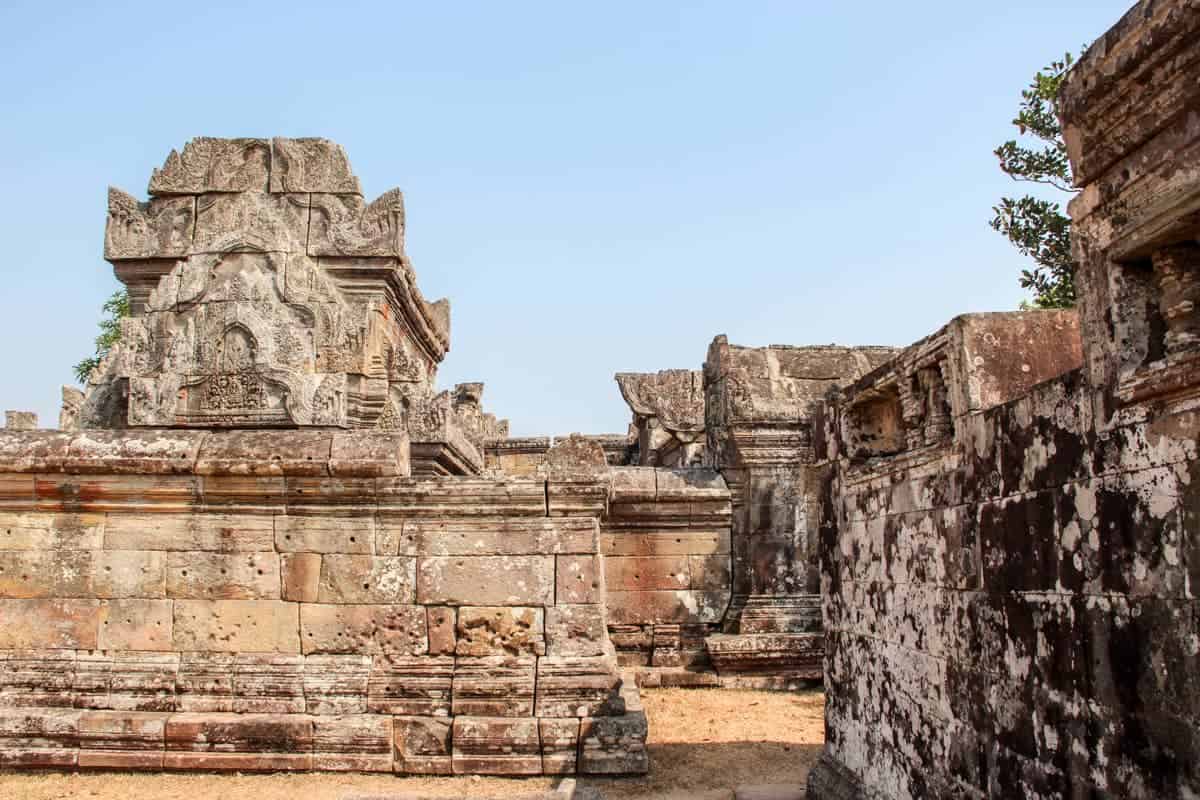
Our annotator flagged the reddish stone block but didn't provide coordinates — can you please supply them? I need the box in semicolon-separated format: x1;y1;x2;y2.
394;715;452;775
451;716;541;775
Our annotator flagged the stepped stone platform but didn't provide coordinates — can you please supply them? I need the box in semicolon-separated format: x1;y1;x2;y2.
0;428;647;774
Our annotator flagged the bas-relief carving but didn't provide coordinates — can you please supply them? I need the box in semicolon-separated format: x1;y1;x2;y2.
193;192;311;254
148;137;270;195
269;137;361;194
308;190;405;257
104;189;195;260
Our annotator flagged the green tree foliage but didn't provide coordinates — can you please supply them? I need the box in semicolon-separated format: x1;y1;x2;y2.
73;290;130;384
991;53;1079;309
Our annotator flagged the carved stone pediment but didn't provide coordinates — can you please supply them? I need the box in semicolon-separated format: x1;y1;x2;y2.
84;138;453;434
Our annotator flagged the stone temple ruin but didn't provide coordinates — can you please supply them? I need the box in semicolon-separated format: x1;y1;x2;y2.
0;0;1197;794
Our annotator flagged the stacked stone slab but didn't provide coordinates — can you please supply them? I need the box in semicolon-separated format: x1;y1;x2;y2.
603;467;732;681
808;3;1200;796
0;141;648;776
483;434;634;476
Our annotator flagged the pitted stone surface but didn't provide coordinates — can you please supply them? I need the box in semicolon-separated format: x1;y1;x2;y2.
810;5;1200;796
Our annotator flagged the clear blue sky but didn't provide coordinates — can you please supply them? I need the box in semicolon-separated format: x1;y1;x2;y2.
0;1;1130;435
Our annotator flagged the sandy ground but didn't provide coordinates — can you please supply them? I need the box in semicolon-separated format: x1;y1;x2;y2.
0;687;824;800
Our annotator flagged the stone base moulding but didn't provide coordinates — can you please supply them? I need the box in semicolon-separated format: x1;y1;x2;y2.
705;633;824;685
0;705;650;775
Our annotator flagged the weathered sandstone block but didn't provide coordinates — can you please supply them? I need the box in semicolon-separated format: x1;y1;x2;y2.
313;714;393;772
556;554;601;603
79;652;178;712
0;599;101;649
579;710;649;774
300;603;425;655
78;710;166;769
166;552;280;599
99;599;173;651
545;604;608;657
0;512;104;551
270;137;361;194
105;513;273;552
173;599;300;653
366;656;452;716
308;191;404;257
450;716;541;775
275;515;375;554
0;651;77;708
317;555;416;603
394;715;452;774
280;552;321;602
426;606;457;655
149;137;270;195
455;606;545;656
417;555;554;606
451;656;535;717
163;712;313;771
409;517;598;556
303;654;371;715
534;657;622;718
0;708;81;768
230;654;305;714
4;411;38;432
539;717;580;774
176;653;236;712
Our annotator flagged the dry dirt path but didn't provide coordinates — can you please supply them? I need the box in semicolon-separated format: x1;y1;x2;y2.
0;688;824;800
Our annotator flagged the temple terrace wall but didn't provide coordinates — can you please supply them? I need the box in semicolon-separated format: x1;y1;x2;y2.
0;429;652;775
807;1;1200;796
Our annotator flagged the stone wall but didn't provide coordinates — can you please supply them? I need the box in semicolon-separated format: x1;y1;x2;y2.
808;3;1200;796
603;467;732;681
0;429;647;774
